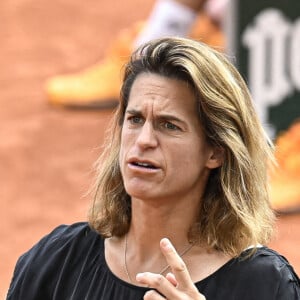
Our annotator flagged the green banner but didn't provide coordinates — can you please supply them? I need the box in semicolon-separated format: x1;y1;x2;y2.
226;0;300;137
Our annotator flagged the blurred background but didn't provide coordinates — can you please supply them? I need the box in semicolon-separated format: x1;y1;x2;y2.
0;0;299;298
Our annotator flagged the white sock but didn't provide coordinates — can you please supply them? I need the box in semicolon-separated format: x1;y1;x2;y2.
134;0;198;48
204;0;229;24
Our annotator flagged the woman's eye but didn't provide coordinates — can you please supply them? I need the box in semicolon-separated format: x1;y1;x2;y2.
163;122;179;131
129;116;143;124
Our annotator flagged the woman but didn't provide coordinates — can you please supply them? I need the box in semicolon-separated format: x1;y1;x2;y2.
7;37;300;299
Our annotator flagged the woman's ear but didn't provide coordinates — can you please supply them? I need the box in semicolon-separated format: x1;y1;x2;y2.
206;146;224;169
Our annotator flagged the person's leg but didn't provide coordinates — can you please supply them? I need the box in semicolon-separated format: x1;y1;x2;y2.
46;0;225;108
134;0;205;48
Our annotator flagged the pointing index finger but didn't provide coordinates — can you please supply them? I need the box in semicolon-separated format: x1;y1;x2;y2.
160;238;194;289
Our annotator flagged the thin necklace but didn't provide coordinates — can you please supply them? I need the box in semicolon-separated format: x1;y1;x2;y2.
124;234;194;283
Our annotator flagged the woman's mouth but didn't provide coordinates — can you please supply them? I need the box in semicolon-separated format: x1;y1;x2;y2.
130;161;158;170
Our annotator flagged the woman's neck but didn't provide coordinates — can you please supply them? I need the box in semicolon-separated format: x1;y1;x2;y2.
127;196;197;260
105;196;232;285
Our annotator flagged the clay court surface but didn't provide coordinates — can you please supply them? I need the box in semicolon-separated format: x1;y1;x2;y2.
0;0;299;297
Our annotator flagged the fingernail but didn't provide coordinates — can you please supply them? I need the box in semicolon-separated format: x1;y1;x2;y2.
136;273;144;281
161;238;174;250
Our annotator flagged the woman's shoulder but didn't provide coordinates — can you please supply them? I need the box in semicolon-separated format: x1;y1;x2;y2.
239;247;300;296
14;222;104;275
228;247;299;296
7;223;105;299
197;247;300;299
42;222;99;243
28;222;101;251
225;247;299;284
242;247;299;277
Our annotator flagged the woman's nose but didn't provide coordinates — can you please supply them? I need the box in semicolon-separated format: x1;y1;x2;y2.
136;121;158;149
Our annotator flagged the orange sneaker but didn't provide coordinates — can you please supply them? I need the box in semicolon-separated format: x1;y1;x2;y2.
45;16;224;108
270;121;300;214
45;22;143;108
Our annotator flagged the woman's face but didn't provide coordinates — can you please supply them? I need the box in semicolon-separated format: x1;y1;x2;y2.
119;73;220;203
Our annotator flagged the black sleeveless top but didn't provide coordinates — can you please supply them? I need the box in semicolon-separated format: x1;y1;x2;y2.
7;222;300;299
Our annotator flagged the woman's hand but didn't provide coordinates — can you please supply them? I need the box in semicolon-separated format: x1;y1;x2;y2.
136;238;206;300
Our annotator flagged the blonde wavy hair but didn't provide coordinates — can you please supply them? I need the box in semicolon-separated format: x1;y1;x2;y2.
89;37;275;257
